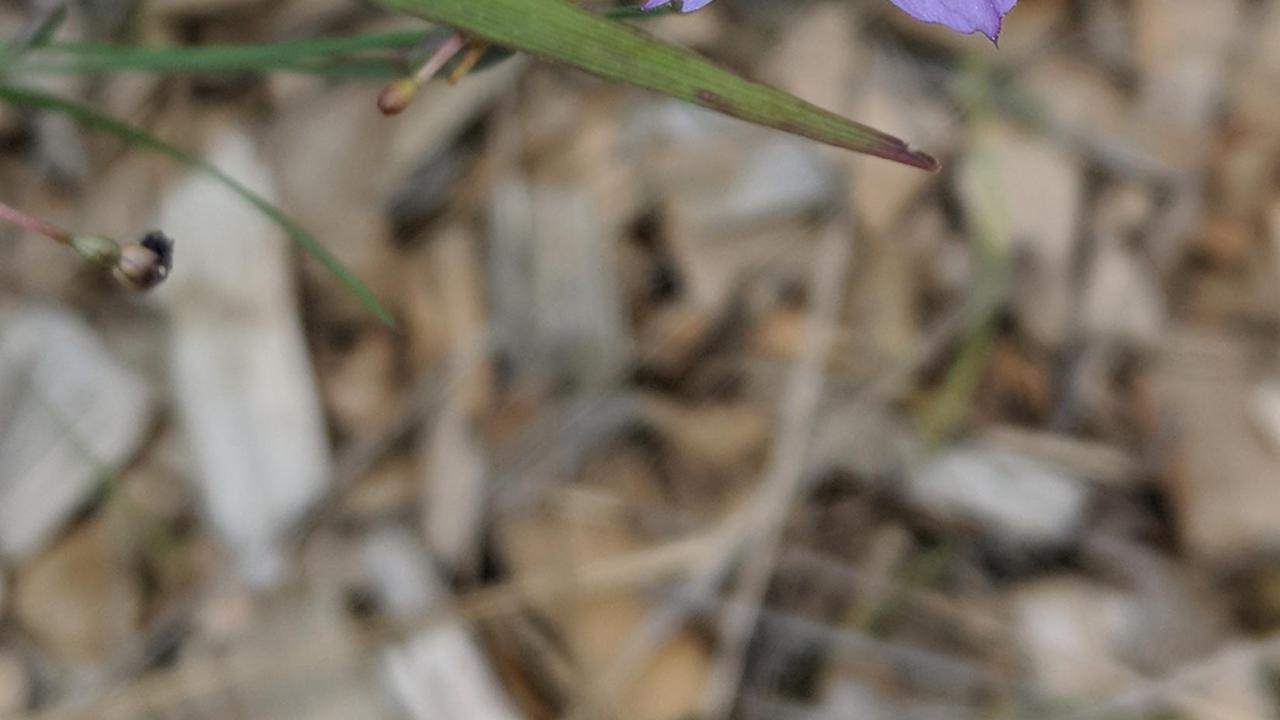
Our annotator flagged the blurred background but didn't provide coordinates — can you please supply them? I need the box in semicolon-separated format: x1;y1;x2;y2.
1;0;1279;717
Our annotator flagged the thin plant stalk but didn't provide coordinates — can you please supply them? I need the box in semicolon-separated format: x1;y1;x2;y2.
0;198;71;245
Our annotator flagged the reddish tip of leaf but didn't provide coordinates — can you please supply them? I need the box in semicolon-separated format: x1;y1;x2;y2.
877;142;940;171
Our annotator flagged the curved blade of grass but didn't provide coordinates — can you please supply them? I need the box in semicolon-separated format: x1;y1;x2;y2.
0;83;395;325
0;3;67;67
374;0;938;169
26;5;69;50
0;7;671;78
2;30;423;76
15;53;403;78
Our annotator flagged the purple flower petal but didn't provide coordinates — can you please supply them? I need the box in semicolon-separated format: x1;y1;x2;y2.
887;0;1017;41
640;0;1017;42
642;0;714;12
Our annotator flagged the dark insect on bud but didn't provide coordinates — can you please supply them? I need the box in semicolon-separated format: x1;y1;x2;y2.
114;231;175;291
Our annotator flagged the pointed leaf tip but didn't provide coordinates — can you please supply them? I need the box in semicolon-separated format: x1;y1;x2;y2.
375;0;939;170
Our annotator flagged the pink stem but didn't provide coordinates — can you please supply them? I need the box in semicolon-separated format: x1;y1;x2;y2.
414;32;469;85
0;199;71;244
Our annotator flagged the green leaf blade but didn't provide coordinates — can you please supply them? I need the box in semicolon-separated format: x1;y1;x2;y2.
375;0;938;170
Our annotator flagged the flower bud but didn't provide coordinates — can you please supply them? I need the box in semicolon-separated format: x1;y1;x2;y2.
113;231;174;291
377;78;420;116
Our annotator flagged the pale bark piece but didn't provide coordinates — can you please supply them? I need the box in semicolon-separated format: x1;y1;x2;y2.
363;529;522;720
530;184;632;389
908;447;1090;549
156;127;331;588
0;305;153;560
413;225;491;572
384;630;523;720
1151;328;1280;563
1011;575;1140;700
422;385;489;573
486;175;537;369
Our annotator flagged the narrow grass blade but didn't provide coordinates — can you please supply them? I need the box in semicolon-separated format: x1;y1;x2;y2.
0;84;395;326
374;0;938;169
0;8;671;79
3;30;422;76
26;5;69;50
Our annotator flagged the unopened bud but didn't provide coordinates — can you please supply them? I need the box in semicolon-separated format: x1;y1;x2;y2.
70;234;122;267
377;78;420;116
113;230;174;291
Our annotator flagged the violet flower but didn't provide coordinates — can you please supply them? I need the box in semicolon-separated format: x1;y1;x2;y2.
641;0;714;12
642;0;1017;42
887;0;1017;41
